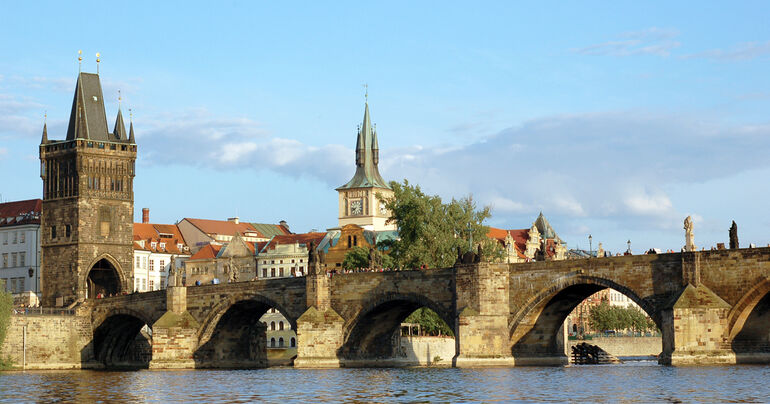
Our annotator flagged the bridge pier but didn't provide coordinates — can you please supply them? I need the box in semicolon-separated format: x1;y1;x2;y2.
659;283;736;365
453;263;516;367
148;286;200;369
295;266;344;368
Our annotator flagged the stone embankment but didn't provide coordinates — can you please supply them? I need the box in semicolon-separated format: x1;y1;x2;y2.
1;312;95;370
567;336;661;360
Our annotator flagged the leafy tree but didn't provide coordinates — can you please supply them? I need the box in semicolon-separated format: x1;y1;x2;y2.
378;179;501;269
342;247;370;270
588;301;657;334
0;286;12;368
404;307;454;337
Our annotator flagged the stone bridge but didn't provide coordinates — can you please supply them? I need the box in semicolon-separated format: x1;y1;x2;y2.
82;247;770;368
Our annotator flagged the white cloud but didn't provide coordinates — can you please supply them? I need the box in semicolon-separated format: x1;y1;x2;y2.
683;41;770;61
489;196;527;213
623;191;673;216
572;27;681;57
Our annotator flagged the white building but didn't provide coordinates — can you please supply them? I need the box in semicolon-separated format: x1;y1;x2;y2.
132;211;190;292
0;199;42;297
256;232;326;279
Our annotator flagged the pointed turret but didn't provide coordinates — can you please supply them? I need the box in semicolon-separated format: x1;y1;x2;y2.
41;123;48;145
113;108;127;141
128;121;135;144
65;72;110;141
337;101;389;190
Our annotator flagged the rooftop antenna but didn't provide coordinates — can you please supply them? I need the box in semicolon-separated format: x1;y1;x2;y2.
96;52;100;74
78;50;82;73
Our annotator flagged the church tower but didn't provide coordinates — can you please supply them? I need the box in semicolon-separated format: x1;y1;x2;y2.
336;101;395;231
39;71;137;306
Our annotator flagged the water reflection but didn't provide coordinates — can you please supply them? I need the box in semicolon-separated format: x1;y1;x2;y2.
1;364;770;403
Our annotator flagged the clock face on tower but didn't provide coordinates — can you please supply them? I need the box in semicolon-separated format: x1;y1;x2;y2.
350;200;363;215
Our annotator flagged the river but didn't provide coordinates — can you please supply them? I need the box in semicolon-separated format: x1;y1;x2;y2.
1;361;769;403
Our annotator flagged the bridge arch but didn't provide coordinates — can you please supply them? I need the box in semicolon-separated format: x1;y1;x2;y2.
509;273;661;362
727;276;770;339
92;309;153;368
340;292;455;361
81;253;127;299
194;292;296;368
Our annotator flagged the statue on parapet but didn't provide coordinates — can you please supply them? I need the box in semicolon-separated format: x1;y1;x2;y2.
167;256;178;287
729;221;739;249
684;216;697;252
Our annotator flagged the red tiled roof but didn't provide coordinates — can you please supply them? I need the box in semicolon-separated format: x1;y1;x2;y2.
0;199;42;227
184;218;262;238
189;243;223;260
133;223;189;254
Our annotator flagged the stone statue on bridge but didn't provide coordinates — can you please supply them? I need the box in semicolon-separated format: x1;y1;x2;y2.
684;216;697;252
730;221;739;249
228;257;239;283
167;256;179;287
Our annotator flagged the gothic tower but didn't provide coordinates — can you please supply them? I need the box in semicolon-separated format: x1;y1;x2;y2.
39;71;137;306
336;101;395;231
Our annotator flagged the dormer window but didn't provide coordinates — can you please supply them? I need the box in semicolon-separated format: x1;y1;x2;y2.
159;242;166;250
151;241;157;249
177;243;183;251
138;240;145;248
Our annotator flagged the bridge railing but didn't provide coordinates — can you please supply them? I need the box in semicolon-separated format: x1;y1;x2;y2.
10;307;76;316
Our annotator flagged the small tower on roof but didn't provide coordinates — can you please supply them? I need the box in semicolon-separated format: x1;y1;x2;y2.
335;97;395;231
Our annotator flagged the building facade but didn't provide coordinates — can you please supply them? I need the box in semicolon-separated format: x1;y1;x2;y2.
132;209;190;292
184;233;256;285
488;212;568;263
0;199;42;296
336;101;395;231
39;71;137;306
255;232;326;279
177;217;290;253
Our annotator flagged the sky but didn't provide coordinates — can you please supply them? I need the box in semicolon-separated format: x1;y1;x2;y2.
1;1;769;253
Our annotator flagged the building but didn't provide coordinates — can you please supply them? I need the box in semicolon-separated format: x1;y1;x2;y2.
39;70;137;306
132;208;190;292
255;232;326;278
335;101;395;232
488;212;568;263
177;217;290;253
317;224;398;269
0;199;42;296
185;233;257;285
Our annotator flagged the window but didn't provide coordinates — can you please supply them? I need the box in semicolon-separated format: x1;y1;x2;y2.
347;236;351;248
2;254;7;268
135;256;140;268
279;268;284;277
270;338;276;348
159;242;166;250
20;232;25;244
19;252;25;267
263;260;267;264
149;280;155;290
279;260;283;264
354;235;357;246
271;260;275;264
160;260;165;271
262;268;267;278
149;259;155;271
279;321;284;330
12;231;17;244
271;268;275;277
51;226;56;239
290;337;296;348
65;225;71;238
2;233;7;245
271;321;276;331
279;337;284;347
11;253;17;267
300;259;303;263
151;242;157;249
291;259;295;263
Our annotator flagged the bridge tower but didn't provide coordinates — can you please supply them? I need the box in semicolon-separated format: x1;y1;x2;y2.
39;71;137;306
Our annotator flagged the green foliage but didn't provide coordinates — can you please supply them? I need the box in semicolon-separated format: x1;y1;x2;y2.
404;307;454;337
378;179;500;269
0;287;12;369
588;301;658;334
342;247;370;270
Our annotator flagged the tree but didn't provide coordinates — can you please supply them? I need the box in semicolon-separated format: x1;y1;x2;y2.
404;308;454;337
378;179;502;269
0;287;12;368
342;247;370;270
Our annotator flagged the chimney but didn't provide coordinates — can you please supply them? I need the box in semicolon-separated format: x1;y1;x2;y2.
142;208;150;224
279;220;289;231
228;217;240;224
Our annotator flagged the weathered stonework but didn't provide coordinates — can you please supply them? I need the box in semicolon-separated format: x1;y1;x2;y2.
0;314;95;370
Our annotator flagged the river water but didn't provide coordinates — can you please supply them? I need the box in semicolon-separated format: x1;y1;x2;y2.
1;361;769;403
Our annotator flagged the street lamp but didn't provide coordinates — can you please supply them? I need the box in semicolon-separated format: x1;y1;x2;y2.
588;234;593;258
627;239;632;254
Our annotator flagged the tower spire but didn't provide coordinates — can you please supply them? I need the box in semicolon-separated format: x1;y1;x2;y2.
41;112;48;144
128;108;135;143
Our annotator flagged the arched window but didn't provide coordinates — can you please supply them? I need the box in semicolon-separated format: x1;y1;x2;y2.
290;337;296;347
270;338;276;347
279;337;284;347
271;321;276;331
279;321;284;330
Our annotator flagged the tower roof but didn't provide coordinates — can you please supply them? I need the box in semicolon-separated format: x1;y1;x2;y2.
337;102;390;190
65;72;124;142
113;108;127;141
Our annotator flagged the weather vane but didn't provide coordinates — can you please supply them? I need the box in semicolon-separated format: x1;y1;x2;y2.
96;52;101;74
78;50;82;72
129;108;133;123
362;83;368;103
118;90;121;107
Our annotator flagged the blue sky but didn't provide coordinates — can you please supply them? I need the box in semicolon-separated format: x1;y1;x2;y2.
1;1;769;253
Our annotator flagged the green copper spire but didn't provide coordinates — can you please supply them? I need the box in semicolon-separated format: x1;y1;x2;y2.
337;101;390;190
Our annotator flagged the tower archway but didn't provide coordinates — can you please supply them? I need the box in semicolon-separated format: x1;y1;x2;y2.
87;258;121;298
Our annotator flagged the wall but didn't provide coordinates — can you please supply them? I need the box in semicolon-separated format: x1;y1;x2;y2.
397;336;455;366
0;314;95;369
568;337;662;359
